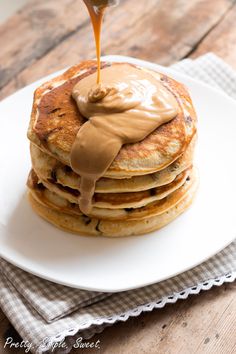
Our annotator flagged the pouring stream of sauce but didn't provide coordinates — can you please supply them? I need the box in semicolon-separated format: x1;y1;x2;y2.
83;0;118;83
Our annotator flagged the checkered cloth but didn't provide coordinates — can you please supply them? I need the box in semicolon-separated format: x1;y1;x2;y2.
0;53;236;354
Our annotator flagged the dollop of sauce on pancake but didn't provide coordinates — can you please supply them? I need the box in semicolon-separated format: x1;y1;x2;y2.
70;64;179;215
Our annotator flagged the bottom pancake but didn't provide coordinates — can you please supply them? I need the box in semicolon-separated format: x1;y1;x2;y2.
28;172;198;237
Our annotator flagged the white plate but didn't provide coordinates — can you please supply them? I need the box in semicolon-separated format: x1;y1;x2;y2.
0;55;235;292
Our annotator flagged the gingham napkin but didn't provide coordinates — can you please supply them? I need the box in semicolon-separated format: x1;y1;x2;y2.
0;53;236;354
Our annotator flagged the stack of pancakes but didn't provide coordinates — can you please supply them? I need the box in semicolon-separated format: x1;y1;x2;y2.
27;61;198;237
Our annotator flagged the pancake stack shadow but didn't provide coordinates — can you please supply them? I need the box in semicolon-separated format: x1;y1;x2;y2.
27;61;198;237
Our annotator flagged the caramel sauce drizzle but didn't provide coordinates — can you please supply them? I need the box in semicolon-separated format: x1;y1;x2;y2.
69;0;179;215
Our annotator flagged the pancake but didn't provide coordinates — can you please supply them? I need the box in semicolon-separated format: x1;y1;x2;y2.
28;171;198;237
30;134;196;193
27;61;197;178
28;166;190;210
27;167;197;221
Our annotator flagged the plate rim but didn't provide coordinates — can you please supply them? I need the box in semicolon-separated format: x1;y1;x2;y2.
0;55;236;292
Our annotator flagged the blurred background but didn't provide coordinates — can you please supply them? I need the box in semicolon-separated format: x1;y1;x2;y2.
0;0;28;23
0;0;235;102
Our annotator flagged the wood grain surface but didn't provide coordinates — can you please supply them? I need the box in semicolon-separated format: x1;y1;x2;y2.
0;0;235;353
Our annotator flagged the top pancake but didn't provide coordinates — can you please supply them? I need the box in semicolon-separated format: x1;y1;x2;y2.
28;61;197;178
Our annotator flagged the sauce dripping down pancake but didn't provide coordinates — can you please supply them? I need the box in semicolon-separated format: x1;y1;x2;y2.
71;64;179;214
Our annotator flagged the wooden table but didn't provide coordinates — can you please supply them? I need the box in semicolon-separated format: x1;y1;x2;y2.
0;0;236;353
